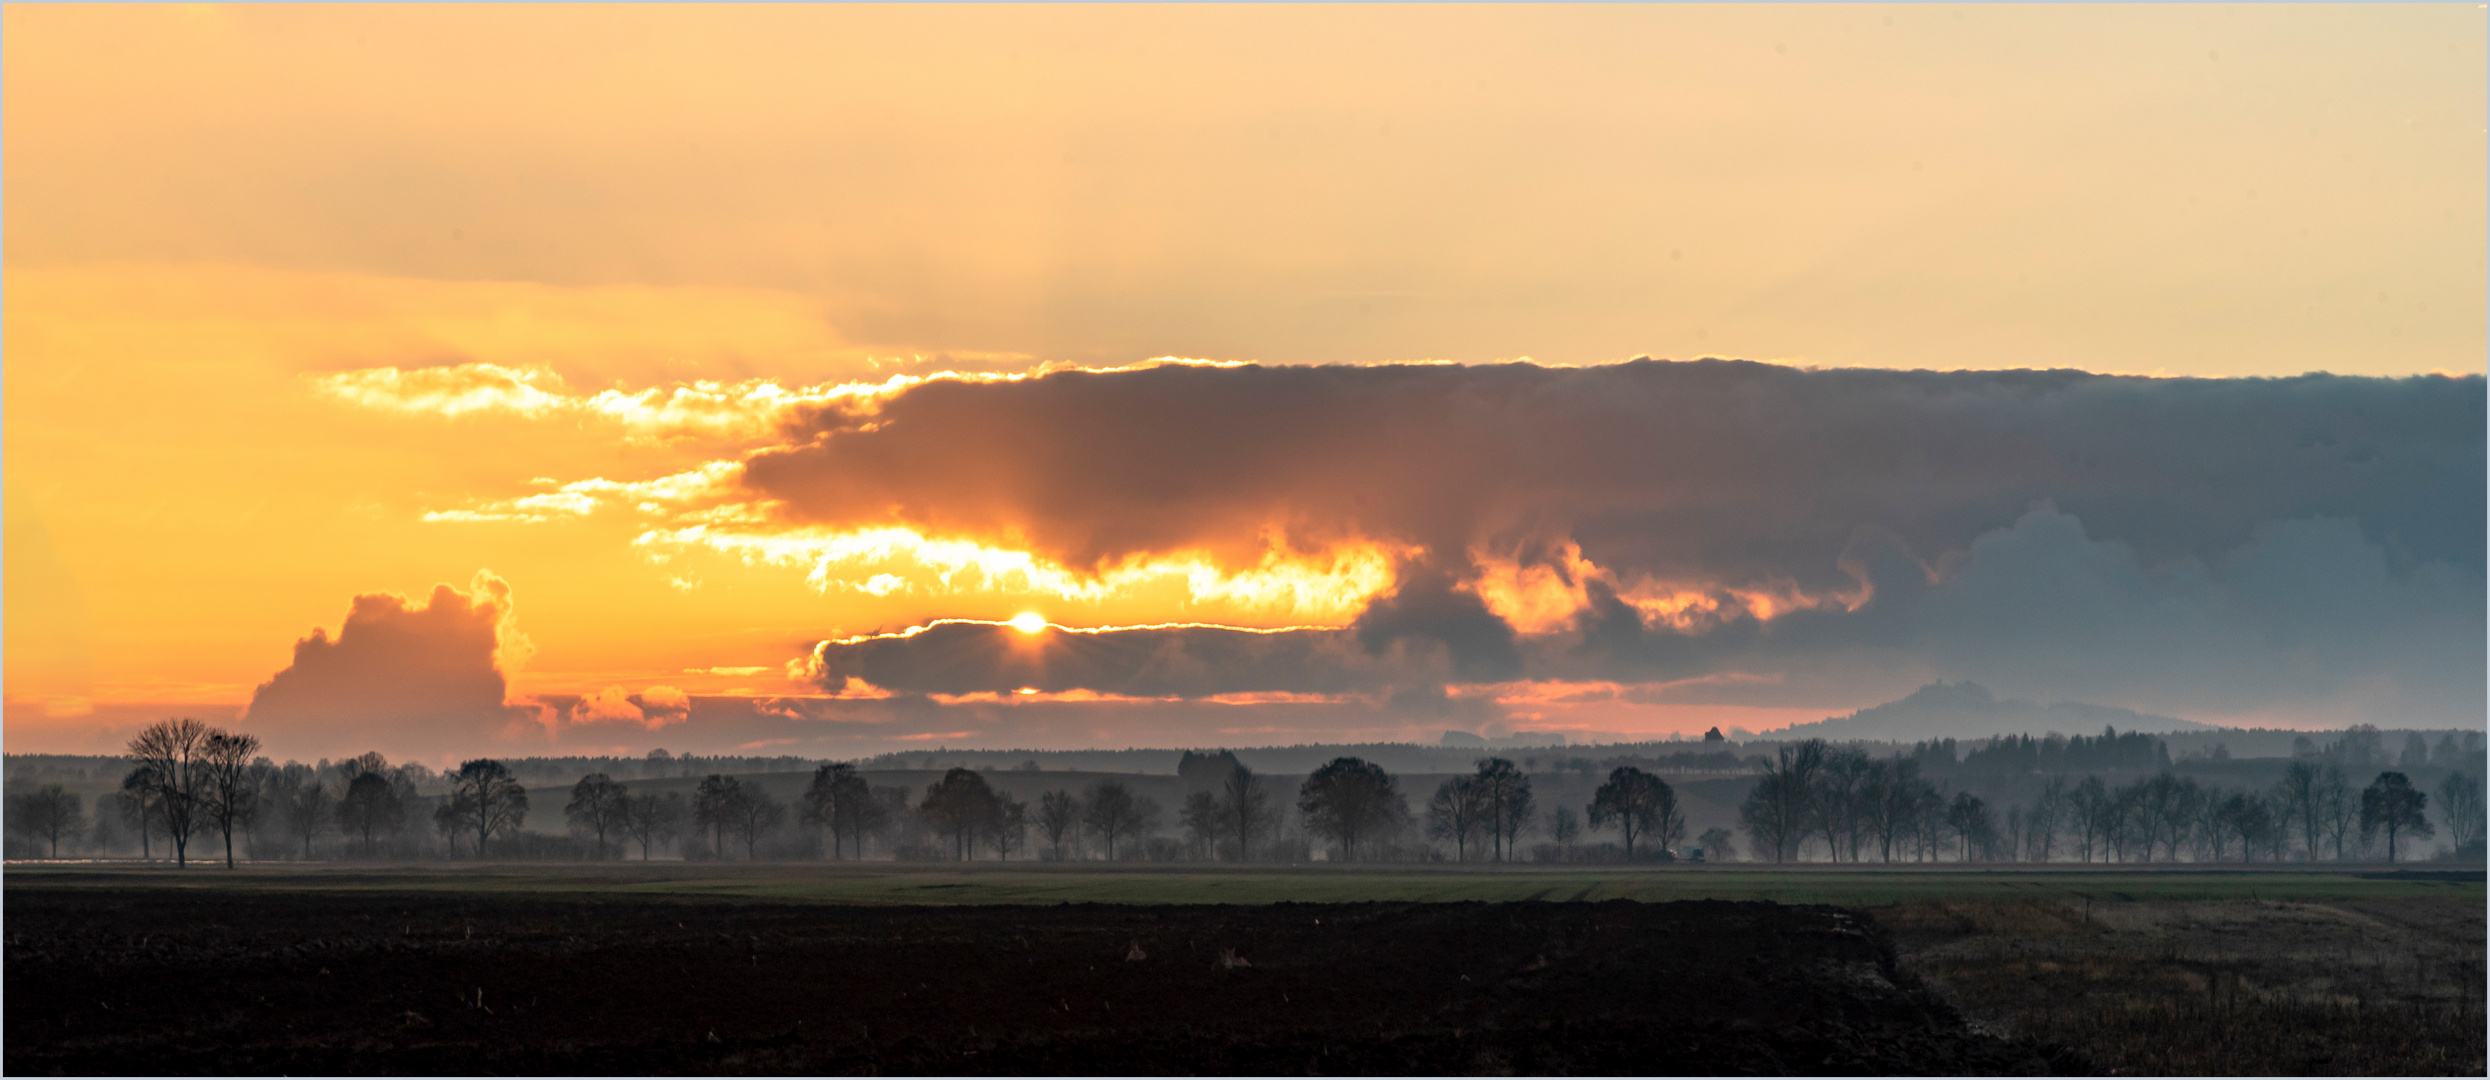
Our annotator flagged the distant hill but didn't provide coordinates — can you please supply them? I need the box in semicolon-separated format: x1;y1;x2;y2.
1763;681;2221;743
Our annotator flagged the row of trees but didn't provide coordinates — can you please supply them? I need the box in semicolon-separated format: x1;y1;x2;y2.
1738;739;2484;863
1418;759;1698;862
103;720;544;865
29;723;2472;865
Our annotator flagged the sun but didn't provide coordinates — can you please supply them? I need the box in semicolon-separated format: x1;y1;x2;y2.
1007;612;1047;634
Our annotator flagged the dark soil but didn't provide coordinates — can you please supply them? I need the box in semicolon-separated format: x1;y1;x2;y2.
4;887;2081;1075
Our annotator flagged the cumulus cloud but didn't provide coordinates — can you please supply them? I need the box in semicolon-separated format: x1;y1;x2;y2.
244;571;532;750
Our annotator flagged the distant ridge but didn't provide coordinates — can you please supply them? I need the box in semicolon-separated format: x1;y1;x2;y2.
1764;681;2221;742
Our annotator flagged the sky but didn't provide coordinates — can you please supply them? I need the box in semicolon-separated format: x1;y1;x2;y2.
4;4;2483;764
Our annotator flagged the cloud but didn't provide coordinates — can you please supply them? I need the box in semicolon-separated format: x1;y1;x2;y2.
243;571;532;751
1902;509;2486;725
742;360;2483;589
313;362;900;446
807;619;1408;699
755;361;2481;728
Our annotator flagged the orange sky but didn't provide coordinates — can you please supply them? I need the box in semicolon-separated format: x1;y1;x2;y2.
5;5;2482;761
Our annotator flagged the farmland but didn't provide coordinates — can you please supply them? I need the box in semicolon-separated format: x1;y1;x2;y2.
5;862;2479;1074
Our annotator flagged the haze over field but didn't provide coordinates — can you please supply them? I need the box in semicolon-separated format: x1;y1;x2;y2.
5;5;2482;763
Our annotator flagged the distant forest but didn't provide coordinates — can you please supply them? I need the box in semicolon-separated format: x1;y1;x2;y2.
4;724;2481;867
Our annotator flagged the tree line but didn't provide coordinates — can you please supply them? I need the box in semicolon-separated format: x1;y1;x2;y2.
1736;738;2484;864
8;719;2475;865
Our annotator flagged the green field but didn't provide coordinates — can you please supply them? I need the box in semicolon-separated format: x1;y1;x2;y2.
6;860;2476;907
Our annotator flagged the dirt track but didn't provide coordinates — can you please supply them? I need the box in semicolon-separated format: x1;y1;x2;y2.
4;887;2078;1075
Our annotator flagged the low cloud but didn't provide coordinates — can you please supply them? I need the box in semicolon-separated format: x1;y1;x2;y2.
244;571;533;754
808;619;1407;699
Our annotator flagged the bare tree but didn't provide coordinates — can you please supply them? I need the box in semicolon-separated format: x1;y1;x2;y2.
1219;764;1270;861
1696;826;1737;862
125;718;210;867
565;773;630;858
2317;766;2359;860
2276;760;2323;860
2065;775;2110;863
449;759;529;857
619;792;685;860
692;774;747;858
284;777;332;859
116;772;164;860
728;786;786;859
1812;748;1873;862
1296;758;1403;862
1037;789;1080;859
2360;771;2431;862
1862;758;1932;863
1548;806;1580;858
1739;741;1824;862
433;793;469;858
987;793;1028;860
1082;779;1155;861
1179;791;1221;860
2026;774;2066;863
1425;775;1488;860
196;729;263;868
802;762;875;859
2438;771;2484;852
1473;758;1534;861
337;771;403;856
1588;766;1679;859
1945;791;1990;862
12;786;85;858
920;768;1002;860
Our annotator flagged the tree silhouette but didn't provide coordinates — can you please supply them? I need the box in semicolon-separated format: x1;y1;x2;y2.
197;729;262;869
119;766;171;860
987;793;1028;860
1426;775;1487;860
1219;764;1270;862
802;761;875;859
1547;806;1580;857
1588;765;1679;859
692;774;748;858
2438;771;2484;852
337;771;403;856
565;773;630;858
1179;791;1221;859
125;718;210;867
1081;779;1153;861
1945;790;1990;862
12;785;84;858
1297;757;1403;862
283;776;331;859
2276;760;2323;860
1697;825;1737;862
919;768;1002;860
450;759;529;858
1740;741;1824;863
728;785;786;859
1473;758;1534;861
1037;789;1080;859
2359;771;2430;862
619;792;685;860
